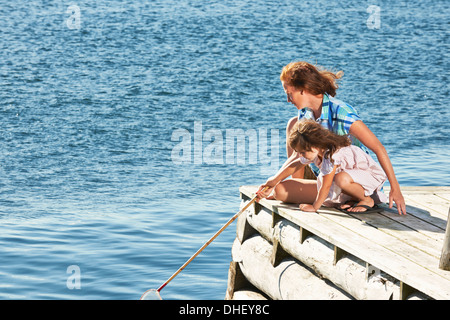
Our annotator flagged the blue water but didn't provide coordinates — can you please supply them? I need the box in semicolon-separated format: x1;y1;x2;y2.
0;0;448;299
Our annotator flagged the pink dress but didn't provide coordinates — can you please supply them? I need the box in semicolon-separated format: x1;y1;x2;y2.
299;145;387;206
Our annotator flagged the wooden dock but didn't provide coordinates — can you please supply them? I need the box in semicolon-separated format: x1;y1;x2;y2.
226;185;450;300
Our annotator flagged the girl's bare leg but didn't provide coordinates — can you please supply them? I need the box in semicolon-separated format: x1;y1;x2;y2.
273;178;317;204
334;172;374;212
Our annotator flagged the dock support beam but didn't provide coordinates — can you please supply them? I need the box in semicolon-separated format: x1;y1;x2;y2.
226;261;249;300
299;227;312;244
400;282;416;300
439;207;450;271
271;238;289;267
333;246;347;266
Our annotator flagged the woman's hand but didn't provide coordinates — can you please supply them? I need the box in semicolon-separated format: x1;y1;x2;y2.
389;187;407;215
299;203;316;212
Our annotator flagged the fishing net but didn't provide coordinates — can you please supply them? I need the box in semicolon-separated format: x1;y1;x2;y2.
140;289;162;300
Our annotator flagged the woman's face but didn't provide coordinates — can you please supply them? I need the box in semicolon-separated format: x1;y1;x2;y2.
282;83;306;110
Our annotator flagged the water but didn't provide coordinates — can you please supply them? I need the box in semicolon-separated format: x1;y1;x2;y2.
0;0;448;299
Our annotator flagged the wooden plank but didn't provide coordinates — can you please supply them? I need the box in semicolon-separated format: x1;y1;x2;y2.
378;206;445;241
435;193;450;202
384;186;450;193
384;186;450;219
397;203;448;230
439;208;450;271
403;193;449;220
349;208;444;257
240;185;450;299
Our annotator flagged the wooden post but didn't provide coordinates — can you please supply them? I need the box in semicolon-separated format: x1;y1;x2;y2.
333;246;347;266
236;209;256;244
226;261;250;300
439;207;450;271
270;238;289;267
299;227;312;244
272;211;281;228
400;282;416;300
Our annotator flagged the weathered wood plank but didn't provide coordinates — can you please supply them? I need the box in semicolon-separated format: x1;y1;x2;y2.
384;186;450;193
393;203;448;230
377;205;445;241
384;186;450;221
347;209;443;258
403;194;449;220
439;208;450;271
435;193;450;202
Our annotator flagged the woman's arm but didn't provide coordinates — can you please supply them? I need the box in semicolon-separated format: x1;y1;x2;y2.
300;166;336;212
349;120;406;215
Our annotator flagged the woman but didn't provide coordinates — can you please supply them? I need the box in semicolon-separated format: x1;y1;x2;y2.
257;61;406;215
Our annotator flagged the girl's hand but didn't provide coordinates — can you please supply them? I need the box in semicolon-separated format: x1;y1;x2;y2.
299;204;316;212
256;177;278;201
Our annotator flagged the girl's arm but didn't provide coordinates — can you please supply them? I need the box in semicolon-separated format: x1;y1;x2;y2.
278;150;300;172
256;158;305;199
349;121;406;215
273;157;305;182
300;166;336;212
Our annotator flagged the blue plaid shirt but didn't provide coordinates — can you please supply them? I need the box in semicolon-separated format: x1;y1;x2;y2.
298;93;368;175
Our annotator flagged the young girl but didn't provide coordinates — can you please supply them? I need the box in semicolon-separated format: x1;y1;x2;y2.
257;120;387;213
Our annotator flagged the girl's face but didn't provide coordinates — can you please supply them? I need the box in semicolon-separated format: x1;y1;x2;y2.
298;147;320;161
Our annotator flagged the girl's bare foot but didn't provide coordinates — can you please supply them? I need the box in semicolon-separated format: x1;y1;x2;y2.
347;197;375;212
339;200;356;210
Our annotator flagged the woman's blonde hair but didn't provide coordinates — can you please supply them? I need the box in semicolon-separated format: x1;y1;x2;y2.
289;120;351;161
280;61;343;97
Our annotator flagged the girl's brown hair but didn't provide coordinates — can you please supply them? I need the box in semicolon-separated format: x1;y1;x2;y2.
280;61;343;97
289;120;351;162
